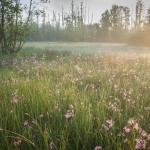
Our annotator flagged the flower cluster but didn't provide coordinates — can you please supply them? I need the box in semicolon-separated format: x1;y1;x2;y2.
123;118;139;134
64;105;75;121
123;118;150;149
13;138;22;147
24;120;34;129
94;145;102;150
102;119;114;131
11;90;19;105
135;138;147;150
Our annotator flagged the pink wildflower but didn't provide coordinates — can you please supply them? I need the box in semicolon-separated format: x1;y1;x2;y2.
13;138;22;147
123;126;131;134
102;119;113;131
135;139;147;150
64;105;74;121
11;91;18;104
94;146;102;150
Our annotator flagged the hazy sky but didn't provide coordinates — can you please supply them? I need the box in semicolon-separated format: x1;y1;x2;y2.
23;0;150;23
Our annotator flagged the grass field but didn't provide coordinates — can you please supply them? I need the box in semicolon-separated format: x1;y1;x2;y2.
23;42;150;54
0;42;150;150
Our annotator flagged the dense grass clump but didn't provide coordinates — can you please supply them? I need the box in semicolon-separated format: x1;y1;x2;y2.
0;50;150;150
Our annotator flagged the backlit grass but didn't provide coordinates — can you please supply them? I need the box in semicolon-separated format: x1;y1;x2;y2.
0;48;150;150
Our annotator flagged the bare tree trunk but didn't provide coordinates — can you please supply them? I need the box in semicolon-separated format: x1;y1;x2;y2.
0;0;6;54
62;7;64;26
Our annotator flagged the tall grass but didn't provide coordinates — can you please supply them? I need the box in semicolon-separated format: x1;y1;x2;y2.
0;49;150;150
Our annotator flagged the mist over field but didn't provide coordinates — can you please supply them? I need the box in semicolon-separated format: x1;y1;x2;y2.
0;0;150;150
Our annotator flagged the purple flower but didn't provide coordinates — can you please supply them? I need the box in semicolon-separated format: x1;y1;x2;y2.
135;139;147;150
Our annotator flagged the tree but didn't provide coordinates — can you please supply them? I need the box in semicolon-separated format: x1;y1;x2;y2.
100;5;130;42
147;7;150;25
123;7;130;30
0;0;33;54
34;9;41;32
101;10;111;33
110;5;120;31
135;0;144;29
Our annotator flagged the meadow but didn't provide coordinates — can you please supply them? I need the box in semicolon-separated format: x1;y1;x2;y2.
0;42;150;150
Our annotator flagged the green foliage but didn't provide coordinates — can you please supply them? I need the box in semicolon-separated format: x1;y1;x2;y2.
0;0;32;54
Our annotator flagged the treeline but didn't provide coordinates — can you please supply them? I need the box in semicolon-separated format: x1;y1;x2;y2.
28;0;150;45
1;0;150;55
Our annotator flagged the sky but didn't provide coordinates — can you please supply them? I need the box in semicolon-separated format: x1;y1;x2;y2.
23;0;150;23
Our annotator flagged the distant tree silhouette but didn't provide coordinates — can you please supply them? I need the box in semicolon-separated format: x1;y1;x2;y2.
135;0;144;29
